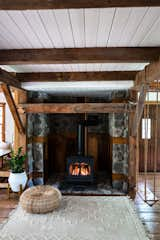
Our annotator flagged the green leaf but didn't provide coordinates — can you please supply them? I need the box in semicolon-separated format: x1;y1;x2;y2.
8;147;26;173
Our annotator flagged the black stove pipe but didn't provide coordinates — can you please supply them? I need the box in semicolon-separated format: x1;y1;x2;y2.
77;123;85;156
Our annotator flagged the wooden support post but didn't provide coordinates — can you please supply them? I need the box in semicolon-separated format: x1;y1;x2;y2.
14;88;27;153
128;135;137;189
128;90;137;189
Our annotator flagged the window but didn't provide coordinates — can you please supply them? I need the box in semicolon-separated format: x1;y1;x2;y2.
0;103;5;142
138;92;160;102
142;118;151;139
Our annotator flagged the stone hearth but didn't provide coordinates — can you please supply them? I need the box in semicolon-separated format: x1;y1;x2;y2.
47;172;126;195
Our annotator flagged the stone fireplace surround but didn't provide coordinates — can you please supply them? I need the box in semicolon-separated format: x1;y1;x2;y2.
27;90;129;193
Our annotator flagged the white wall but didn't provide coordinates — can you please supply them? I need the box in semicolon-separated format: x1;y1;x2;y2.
0;92;14;144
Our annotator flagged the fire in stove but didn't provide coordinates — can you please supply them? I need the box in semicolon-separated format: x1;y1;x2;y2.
69;162;91;176
67;156;94;182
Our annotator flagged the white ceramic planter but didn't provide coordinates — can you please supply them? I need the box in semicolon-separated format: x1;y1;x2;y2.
8;172;27;192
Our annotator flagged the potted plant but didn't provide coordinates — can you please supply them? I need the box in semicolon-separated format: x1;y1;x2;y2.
8;147;27;192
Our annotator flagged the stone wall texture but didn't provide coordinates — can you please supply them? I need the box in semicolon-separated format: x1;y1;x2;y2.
27;92;50;185
109;113;129;191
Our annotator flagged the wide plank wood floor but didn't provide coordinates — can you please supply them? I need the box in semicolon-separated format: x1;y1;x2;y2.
0;189;18;224
0;177;160;239
134;193;160;240
134;173;160;240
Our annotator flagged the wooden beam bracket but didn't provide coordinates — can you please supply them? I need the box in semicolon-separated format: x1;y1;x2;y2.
1;84;25;134
131;83;148;137
0;68;21;88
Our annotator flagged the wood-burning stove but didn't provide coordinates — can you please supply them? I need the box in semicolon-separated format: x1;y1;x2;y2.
66;122;94;183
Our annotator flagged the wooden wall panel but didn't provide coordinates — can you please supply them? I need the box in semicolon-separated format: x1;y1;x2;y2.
139;141;160;172
88;134;98;172
139;105;160;172
47;133;111;175
48;134;75;174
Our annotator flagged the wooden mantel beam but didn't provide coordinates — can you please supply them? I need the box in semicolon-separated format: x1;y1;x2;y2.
0;68;21;88
18;103;130;114
0;0;159;10
1;84;25;134
16;71;137;82
0;47;159;65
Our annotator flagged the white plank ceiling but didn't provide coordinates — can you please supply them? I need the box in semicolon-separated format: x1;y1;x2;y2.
0;7;159;76
0;63;149;73
21;81;134;94
0;7;160;50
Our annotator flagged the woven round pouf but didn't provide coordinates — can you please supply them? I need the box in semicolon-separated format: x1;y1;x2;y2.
20;185;62;214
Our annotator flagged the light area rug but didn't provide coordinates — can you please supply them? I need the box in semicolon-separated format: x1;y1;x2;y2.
0;196;149;240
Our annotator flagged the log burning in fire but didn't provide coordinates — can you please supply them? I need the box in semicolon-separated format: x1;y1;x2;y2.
69;162;91;176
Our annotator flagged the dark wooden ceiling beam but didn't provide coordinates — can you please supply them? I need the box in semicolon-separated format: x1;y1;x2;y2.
0;0;159;10
0;47;159;65
0;68;21;88
16;71;137;82
18;103;130;114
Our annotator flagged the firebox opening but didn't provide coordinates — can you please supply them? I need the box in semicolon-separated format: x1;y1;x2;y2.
69;162;91;176
66;155;94;183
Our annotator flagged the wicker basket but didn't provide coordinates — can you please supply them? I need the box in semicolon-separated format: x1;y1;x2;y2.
20;185;62;214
